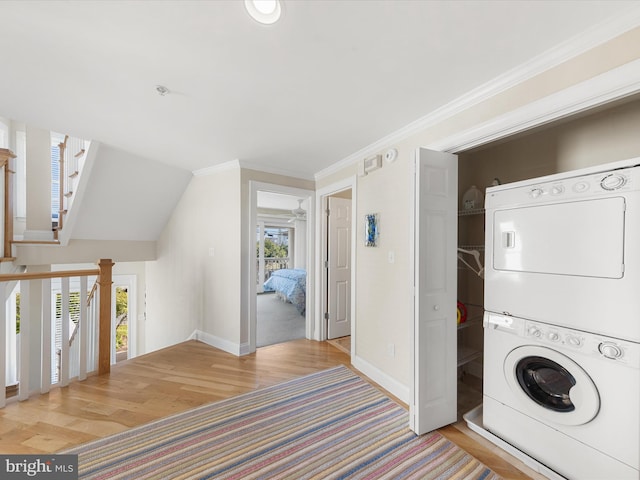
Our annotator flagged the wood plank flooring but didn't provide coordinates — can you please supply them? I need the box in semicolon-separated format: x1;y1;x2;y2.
0;339;542;479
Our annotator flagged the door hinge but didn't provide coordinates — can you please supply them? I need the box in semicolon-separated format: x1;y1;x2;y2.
325;208;330;216
324;312;329;320
324;260;329;268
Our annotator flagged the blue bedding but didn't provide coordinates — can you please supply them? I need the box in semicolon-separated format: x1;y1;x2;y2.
263;269;306;314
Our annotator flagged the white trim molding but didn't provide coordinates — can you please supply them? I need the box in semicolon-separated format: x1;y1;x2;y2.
352;354;411;405
316;21;640;181
188;329;248;356
192;159;240;177
193;158;314;181
431;58;640;153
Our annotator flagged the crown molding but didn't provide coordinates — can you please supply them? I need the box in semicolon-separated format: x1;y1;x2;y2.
238;160;315;181
193;158;314;181
192;159;241;177
315;8;640;181
430;58;640;153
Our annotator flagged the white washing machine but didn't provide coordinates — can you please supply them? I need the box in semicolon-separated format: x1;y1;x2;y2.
484;158;640;342
483;312;640;479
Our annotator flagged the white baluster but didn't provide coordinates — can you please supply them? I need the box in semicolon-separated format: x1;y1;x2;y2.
0;281;6;408
60;277;70;387
41;278;51;393
18;281;29;401
79;276;87;381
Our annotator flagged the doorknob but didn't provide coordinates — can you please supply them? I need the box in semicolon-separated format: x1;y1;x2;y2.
433;305;440;311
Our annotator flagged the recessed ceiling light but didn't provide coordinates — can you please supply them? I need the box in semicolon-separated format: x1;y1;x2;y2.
244;0;281;25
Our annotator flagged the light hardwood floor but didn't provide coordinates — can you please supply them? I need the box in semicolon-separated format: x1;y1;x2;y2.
0;339;542;479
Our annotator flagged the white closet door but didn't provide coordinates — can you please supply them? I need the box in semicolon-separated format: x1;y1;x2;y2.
327;196;352;339
411;147;458;435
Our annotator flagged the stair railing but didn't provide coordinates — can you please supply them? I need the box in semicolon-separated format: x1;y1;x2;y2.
0;259;114;408
54;135;88;236
0;148;16;258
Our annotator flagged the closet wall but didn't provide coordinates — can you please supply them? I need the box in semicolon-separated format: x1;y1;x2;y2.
456;94;640;391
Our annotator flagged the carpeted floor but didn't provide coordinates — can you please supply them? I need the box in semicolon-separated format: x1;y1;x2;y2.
63;366;499;480
257;292;305;347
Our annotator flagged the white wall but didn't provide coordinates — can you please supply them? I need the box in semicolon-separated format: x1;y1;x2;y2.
141;27;640;399
315;27;640;397
24;126;52;237
145;166;242;353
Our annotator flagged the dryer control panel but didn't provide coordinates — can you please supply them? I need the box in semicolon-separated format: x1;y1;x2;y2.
485;162;640;209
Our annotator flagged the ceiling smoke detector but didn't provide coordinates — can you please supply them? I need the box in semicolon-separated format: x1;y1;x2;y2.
155;85;170;96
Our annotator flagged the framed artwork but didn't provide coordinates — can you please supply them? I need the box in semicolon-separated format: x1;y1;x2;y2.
365;213;379;247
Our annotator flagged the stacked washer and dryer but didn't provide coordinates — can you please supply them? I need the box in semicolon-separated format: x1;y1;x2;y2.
482;158;640;479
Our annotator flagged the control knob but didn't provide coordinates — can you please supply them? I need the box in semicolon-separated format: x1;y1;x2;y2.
600;174;627;191
527;326;542;338
550;185;564;195
599;341;623;359
573;181;589;193
547;331;560;342
565;335;582;347
529;188;543;198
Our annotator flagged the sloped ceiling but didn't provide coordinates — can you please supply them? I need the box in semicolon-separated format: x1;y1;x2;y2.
1;1;639;179
70;145;192;241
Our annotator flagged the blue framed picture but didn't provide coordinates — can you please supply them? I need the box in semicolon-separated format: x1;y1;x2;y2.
365;213;379;247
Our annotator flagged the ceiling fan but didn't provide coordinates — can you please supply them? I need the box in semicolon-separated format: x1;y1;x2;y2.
288;199;306;222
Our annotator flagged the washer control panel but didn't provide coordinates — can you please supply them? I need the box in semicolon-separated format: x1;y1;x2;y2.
524;320;640;367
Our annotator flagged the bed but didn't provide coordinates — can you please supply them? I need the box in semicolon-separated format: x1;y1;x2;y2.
263;268;306;315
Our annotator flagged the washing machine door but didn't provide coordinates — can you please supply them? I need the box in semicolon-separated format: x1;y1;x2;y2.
504;345;600;426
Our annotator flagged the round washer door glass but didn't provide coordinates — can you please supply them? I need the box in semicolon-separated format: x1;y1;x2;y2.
504;346;600;426
516;356;576;412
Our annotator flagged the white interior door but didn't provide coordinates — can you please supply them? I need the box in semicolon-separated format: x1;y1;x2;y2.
327;196;351;339
411;147;458;435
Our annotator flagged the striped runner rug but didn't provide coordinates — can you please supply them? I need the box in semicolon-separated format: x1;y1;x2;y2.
62;366;499;479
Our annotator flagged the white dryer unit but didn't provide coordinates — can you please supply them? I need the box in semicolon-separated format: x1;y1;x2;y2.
484;158;640;341
483;313;640;479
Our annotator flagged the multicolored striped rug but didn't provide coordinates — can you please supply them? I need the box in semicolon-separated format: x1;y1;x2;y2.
62;366;499;479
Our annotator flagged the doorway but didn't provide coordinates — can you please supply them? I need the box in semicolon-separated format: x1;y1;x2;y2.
317;177;356;355
256;192;308;347
248;182;315;352
111;275;136;363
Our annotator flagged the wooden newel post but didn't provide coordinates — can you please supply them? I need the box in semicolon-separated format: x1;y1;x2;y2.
0;148;16;258
97;258;114;375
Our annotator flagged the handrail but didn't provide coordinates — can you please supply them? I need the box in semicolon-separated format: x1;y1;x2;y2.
57;136;68;232
53;134;88;239
0;269;99;282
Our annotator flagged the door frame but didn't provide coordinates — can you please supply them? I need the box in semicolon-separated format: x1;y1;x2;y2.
316;176;357;347
407;59;640;432
111;274;137;362
248;181;315;352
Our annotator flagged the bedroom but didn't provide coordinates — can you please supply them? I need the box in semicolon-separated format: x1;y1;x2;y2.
256;191;309;347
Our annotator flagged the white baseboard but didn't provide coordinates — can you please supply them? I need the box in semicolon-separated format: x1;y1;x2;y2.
188;329;247;356
352;354;411;404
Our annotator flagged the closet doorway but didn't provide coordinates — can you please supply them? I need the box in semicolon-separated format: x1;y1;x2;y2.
317;177;356;356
